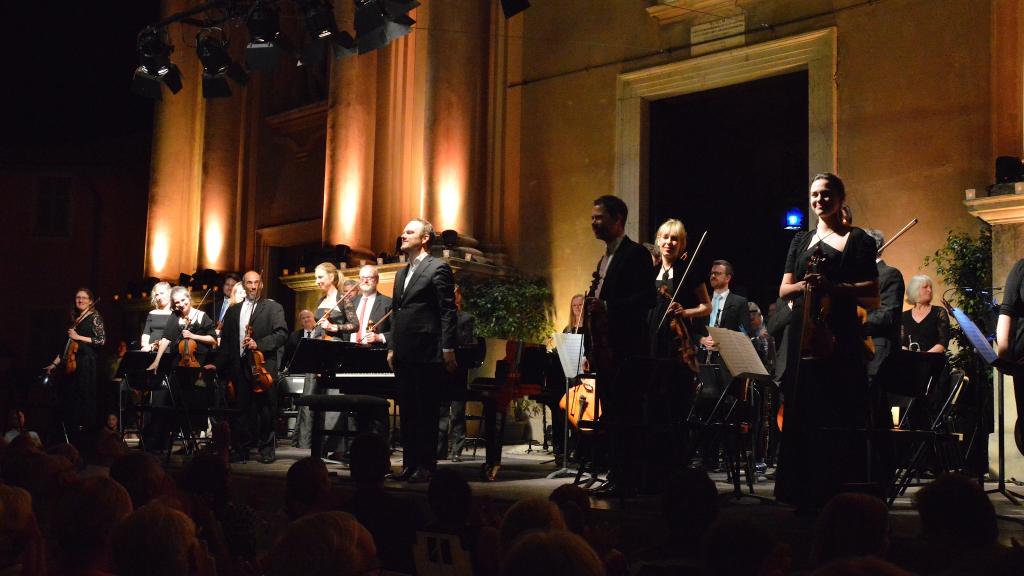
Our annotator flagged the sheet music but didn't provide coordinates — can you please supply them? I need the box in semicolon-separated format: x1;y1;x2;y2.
553;332;586;379
946;305;1014;371
708;327;770;381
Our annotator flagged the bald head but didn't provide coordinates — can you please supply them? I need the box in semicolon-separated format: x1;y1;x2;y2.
243;271;261;301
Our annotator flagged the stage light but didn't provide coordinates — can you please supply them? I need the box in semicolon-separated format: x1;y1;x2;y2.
196;28;249;98
354;0;419;54
245;1;285;72
784;209;804;230
131;27;183;100
499;0;530;18
294;0;357;64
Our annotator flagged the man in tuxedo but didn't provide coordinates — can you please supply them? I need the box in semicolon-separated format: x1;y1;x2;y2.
387;219;457;483
350;265;392;345
212;272;241;327
216;270;288;464
588;194;656;497
864;229;905;380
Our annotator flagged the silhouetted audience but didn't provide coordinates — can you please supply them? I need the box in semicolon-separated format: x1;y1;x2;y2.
812;492;889;566
109;451;171;509
498;497;566;555
343;432;427;574
50;476;132;576
0;484;46;576
812;556;913;576
111;503;215;576
633;468;720;575
285;456;338;520
262;511;377;576
424;468;501;575
501;530;606;576
701;518;791;576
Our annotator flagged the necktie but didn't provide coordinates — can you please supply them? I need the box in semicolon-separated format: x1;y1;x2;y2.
304;330;310;339
356;298;368;342
403;261;417;291
660;268;669;282
710;294;722;327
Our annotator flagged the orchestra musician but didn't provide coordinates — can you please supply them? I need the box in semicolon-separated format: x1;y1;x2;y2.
996;258;1024;440
900;274;951;427
587;195;656;497
647;218;710;487
387;218;458;484
140;281;172;351
215;270;288;464
864;230;906;380
212;272;241;328
45;288;106;439
437;284;479;462
286;309;318;449
775;172;879;510
313;262;358;340
350;265;392;345
145;286;219;446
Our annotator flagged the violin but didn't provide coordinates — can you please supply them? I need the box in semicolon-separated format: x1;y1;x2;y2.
60;300;98;376
799;247;836;359
658;284;699;372
176;289;212;369
318;283;359;340
246;278;275;394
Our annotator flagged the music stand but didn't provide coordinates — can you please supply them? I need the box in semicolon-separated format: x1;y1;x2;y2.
946;303;1024;504
708;327;773;500
286;339;346;459
547;333;585;480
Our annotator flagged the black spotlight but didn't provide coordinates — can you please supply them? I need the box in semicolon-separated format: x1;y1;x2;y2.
294;0;356;64
245;1;286;72
196;28;249;98
500;0;530;19
354;0;419;54
131;27;183;100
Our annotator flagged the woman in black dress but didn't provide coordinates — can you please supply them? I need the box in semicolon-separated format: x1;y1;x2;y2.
313;262;357;340
775;173;879;509
46;288;106;436
901;274;950;354
648;219;711;485
141;281;172;351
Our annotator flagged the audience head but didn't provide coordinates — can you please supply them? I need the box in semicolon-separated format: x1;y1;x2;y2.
47;443;81;469
0;484;45;576
663;468;719;542
112;503;210;576
109;452;170;509
286;456;333;519
51;476;133;573
549;484;591;535
263;511;377;576
499;497;566;553
701;518;789;576
914;473;997;550
812;556;914;576
179;452;231;512
812;492;889;565
90;428;128;467
349;433;391;487
501;530;605;576
428;468;472;527
906;274;934;306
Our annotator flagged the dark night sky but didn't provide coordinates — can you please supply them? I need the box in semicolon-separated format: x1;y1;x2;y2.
1;3;159;153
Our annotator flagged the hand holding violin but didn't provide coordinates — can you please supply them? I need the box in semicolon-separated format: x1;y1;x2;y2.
803;273;833;294
67;328;82;341
181;329;197;339
317;317;336;332
243;336;258;350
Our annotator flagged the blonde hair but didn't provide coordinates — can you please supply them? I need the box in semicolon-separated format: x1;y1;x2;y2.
655;219;688;253
315;262;341;291
230;282;246;304
150;282;171;309
906;274;933;305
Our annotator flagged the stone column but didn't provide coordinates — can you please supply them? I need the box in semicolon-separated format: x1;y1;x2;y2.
422;0;490;235
323;1;377;258
145;0;205;278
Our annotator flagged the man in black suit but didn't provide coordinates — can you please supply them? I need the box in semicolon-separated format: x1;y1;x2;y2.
699;260;752;342
211;272;241;327
387;219;458;483
864;229;905;380
285;309;317;449
587;195;657;497
350;265;392;345
216;270;288;464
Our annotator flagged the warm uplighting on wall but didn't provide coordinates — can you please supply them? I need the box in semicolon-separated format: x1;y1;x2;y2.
150;230;170;274
438;165;463;231
203;220;225;267
333;167;361;242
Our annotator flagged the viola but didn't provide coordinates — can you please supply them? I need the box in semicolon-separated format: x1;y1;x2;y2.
658;284;699;372
61;301;97;376
177;316;201;369
247;323;275;393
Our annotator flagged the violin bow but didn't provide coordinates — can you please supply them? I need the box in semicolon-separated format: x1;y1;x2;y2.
656;231;708;333
876;218;918;256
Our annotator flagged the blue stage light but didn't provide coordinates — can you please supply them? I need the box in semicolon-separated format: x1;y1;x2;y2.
784;209;803;229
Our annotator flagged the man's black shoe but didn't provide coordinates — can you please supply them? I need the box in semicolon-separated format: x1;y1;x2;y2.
258;454;276;465
229;451;249;464
589;481;636;499
407;468;432;484
451;454;463;463
386;467;414;481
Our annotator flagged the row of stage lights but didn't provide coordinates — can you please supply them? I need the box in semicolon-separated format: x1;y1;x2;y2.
132;0;531;100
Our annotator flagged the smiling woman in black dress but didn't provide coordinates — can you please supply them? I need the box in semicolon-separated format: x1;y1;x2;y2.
775;173;879;509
